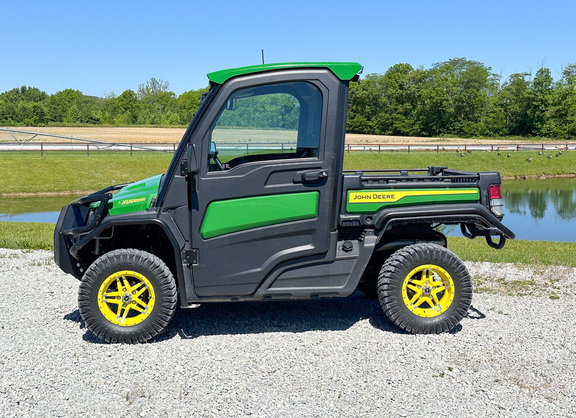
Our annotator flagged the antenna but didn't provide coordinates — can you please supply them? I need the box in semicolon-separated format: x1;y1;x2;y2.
261;49;265;65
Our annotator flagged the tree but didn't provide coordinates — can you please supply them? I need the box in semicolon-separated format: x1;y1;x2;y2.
377;63;420;135
114;89;138;124
0;86;48;125
0;59;573;135
136;78;176;124
177;87;208;124
137;77;170;100
0;86;47;103
498;73;532;136
347;74;388;134
548;64;576;138
528;67;554;136
415;58;500;137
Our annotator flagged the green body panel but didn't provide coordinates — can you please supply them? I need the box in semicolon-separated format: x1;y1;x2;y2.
201;192;319;239
207;62;362;84
98;175;162;215
346;188;480;214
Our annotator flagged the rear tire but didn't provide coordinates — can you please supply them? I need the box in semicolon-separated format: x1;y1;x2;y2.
78;249;177;343
377;243;472;334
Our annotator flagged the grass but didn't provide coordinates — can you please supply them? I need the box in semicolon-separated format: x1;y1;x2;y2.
1;149;575;273
2;221;575;268
0;222;55;250
2;223;574;298
343;150;576;179
447;237;576;267
1;150;575;195
0;195;81;213
0;151;173;194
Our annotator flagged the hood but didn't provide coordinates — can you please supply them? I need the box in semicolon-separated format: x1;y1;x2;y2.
105;174;162;215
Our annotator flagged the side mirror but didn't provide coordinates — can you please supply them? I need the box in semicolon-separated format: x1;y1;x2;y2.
209;142;218;158
225;98;237;111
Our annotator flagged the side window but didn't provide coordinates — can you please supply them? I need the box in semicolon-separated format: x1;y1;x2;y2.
208;81;322;171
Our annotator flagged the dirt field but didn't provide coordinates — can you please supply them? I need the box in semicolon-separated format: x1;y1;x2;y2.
0;126;567;145
2;127;187;144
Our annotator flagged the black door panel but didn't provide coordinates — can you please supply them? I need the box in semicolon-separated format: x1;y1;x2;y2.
188;70;346;296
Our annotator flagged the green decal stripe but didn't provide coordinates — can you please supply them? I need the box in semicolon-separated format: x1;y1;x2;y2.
201;192;319;239
346;188;480;214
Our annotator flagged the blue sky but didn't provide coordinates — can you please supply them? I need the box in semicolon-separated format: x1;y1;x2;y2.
1;0;574;97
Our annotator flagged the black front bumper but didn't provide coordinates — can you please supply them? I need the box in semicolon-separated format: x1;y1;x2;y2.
53;184;126;279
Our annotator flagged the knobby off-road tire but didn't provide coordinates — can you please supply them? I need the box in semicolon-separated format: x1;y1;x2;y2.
377;243;472;334
78;249;177;343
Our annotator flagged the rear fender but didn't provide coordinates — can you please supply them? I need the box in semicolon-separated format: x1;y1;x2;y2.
372;203;515;245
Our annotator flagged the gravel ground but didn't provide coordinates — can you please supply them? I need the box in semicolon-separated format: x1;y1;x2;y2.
1;248;575;417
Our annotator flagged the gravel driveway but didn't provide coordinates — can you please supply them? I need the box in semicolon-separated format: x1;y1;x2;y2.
1;249;574;417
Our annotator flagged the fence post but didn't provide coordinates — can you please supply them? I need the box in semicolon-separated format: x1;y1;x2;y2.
41;143;44;157
87;144;90;156
378;144;381;153
408;145;410;153
130;143;133;157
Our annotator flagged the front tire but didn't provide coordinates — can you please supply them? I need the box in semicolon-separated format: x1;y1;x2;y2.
377;243;472;334
78;249;177;343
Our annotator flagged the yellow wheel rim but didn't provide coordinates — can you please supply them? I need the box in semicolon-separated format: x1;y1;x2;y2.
402;264;455;318
97;270;156;326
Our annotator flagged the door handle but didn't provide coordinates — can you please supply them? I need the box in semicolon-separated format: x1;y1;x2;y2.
293;170;329;184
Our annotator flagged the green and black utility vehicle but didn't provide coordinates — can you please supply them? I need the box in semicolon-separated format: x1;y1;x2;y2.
54;62;515;343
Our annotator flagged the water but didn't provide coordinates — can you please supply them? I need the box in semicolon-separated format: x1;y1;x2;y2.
500;177;576;242
1;178;576;242
0;211;61;223
0;195;81;224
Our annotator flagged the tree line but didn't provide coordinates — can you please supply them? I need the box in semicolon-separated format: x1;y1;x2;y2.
0;77;208;126
348;58;576;139
1;58;575;139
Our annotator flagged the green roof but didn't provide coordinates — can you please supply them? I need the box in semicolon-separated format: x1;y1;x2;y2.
207;62;362;84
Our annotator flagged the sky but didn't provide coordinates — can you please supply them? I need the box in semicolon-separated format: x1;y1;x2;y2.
1;0;574;97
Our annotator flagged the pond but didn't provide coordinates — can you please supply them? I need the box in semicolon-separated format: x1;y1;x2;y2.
441;177;576;242
1;178;575;242
0;195;81;224
498;177;576;242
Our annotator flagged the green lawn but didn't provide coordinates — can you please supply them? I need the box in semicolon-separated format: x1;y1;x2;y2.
1;150;575;194
343;150;576;179
447;237;576;267
0;151;173;194
0;222;55;250
2;149;576;268
2;221;575;268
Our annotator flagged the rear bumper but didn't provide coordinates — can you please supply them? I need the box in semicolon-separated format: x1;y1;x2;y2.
381;204;513;235
340;203;515;249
